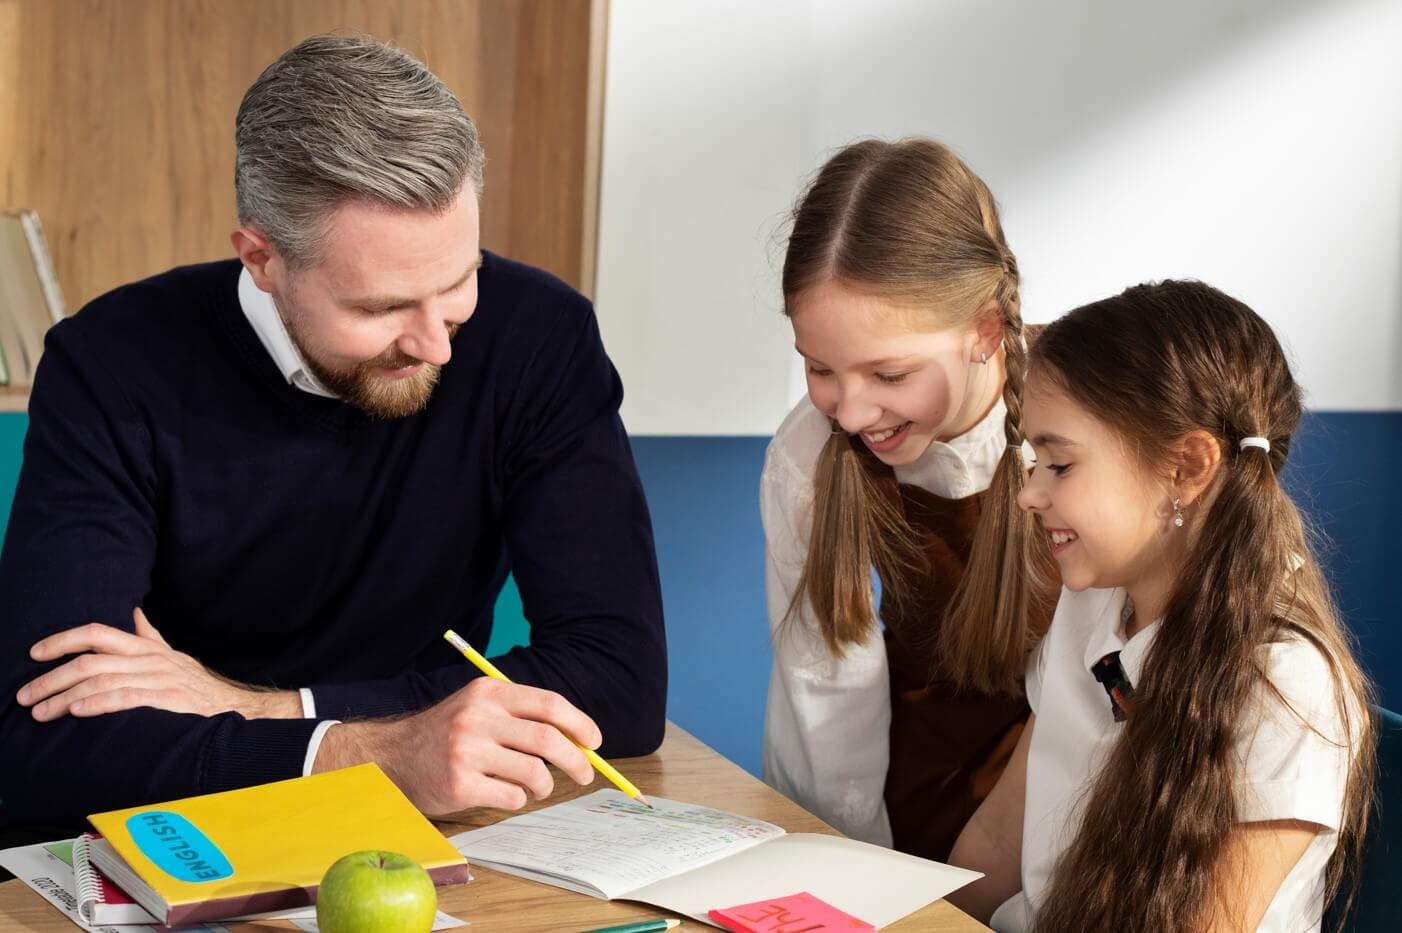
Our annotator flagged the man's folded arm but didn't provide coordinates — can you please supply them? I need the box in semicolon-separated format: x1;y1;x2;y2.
0;320;325;828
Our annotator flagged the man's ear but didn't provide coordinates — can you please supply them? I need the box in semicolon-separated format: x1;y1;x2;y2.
1175;430;1223;507
230;227;280;293
971;300;1006;363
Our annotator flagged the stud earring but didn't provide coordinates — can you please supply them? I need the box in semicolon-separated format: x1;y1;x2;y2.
1172;497;1184;528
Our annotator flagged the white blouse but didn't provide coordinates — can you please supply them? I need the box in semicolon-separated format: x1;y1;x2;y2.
760;394;1009;846
992;586;1353;933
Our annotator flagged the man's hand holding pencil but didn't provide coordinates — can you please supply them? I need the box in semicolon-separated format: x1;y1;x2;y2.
442;630;653;808
311;664;604;816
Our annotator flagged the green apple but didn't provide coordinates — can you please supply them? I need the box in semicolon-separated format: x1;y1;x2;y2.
315;850;437;933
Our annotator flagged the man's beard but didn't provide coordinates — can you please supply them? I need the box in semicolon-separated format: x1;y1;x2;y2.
302;345;442;419
275;295;446;420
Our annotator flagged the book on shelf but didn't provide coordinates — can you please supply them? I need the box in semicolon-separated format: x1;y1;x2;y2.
450;789;981;929
86;763;469;927
0;208;66;387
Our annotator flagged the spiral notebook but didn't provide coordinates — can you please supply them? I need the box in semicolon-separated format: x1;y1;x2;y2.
72;833;159;925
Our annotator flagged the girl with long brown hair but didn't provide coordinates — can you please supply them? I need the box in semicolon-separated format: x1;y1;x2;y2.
762;138;1051;859
949;280;1376;932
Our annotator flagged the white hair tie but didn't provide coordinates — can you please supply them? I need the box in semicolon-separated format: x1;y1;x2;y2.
1239;436;1270;453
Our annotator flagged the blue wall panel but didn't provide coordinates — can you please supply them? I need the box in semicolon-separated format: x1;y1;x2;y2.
0;412;1395;781
1282;412;1402;706
630;437;772;776
0;416;27;545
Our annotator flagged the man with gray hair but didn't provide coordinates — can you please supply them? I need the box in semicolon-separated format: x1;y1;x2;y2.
0;35;666;839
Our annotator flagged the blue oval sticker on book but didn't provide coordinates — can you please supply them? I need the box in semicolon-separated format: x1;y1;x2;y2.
125;811;234;882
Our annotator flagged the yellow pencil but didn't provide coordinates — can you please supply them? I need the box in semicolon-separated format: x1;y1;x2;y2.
442;629;654;809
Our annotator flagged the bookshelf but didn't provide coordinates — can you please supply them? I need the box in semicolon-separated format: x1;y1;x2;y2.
0;0;607;311
0;210;65;402
0;387;29;413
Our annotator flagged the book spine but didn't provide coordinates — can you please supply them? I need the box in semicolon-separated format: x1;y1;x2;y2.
0;213;37;383
429;862;471;886
166;886;315;926
0;313;9;386
18;210;65;322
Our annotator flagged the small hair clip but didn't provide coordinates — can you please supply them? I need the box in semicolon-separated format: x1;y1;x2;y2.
1239;436;1270;453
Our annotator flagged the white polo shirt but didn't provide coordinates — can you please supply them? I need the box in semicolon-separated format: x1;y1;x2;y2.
992;586;1353;933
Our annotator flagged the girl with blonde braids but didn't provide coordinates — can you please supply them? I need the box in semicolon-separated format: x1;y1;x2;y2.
949;280;1375;932
762;138;1053;860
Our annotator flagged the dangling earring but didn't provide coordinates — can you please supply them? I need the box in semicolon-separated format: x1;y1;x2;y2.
1172;497;1184;528
979;352;988;365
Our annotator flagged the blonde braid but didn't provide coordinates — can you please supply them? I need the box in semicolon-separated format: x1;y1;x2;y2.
997;252;1027;454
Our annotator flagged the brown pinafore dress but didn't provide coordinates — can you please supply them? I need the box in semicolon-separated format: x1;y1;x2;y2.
853;442;1053;861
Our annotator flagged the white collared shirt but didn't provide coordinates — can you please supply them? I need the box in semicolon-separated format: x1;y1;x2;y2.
992;586;1353;933
237;266;338;399
760;394;1010;847
236;267;341;771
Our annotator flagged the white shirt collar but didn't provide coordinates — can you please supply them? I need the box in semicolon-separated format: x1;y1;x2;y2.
237;266;339;399
1082;587;1161;688
893;394;1009;500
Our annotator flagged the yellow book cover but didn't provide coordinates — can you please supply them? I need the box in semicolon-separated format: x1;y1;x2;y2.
87;763;469;926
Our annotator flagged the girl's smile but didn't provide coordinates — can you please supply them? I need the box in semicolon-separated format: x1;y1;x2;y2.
859;421;912;452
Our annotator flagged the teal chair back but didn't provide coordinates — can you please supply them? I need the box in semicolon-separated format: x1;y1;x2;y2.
1326;706;1402;931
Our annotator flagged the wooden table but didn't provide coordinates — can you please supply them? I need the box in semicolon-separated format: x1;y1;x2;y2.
0;723;988;931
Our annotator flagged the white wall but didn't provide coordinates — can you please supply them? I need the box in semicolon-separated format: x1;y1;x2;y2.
595;0;1402;435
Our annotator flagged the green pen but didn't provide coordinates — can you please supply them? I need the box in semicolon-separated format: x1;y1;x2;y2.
576;919;682;933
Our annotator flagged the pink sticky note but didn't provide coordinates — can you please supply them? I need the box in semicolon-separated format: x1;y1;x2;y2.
709;891;877;932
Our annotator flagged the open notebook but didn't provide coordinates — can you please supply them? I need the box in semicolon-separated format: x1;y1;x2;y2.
450;790;981;929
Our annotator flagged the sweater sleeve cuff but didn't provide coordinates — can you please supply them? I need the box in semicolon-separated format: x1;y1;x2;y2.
200;716;327;794
305;679;423;722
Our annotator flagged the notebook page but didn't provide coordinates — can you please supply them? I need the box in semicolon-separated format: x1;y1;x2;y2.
450;790;784;900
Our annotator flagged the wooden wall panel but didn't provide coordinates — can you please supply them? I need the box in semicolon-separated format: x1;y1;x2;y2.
0;0;602;310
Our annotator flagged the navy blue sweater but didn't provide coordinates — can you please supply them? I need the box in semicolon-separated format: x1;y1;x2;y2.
0;254;667;831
